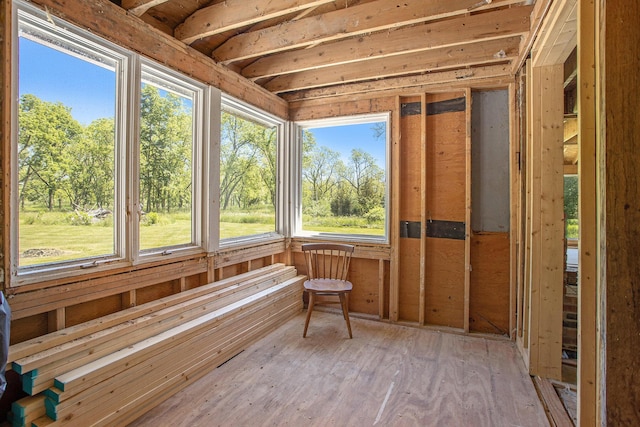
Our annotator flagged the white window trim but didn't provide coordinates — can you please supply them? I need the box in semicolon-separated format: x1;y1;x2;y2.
135;58;208;261
9;1;292;287
11;1;134;285
293;112;391;244
218;94;286;249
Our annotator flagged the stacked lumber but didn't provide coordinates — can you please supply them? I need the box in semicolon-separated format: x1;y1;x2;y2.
7;264;304;426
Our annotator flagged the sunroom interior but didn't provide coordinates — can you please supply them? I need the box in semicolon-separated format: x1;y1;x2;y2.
0;0;638;426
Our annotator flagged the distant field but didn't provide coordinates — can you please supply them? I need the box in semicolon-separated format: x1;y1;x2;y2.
19;211;384;266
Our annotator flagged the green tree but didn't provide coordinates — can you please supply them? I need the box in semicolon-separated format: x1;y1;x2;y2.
303;145;343;203
64;118;115;210
341;149;385;215
18;94;83;210
564;175;578;219
139;85;192;213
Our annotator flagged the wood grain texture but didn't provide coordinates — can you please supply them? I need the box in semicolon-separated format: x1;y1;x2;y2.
470;233;510;335
130;311;549;427
600;0;640;423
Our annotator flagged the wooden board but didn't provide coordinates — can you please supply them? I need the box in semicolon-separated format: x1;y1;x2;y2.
348;258;380;316
470;233;510;335
423;92;467;329
64;294;121;329
424;238;465;328
397;95;422;322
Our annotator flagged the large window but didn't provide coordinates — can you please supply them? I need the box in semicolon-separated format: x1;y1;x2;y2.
138;64;203;253
12;1;283;282
219;96;281;242
12;2;210;282
16;4;125;270
296;114;389;241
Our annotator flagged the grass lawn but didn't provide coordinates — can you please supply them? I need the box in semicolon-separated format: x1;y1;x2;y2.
19;215;384;266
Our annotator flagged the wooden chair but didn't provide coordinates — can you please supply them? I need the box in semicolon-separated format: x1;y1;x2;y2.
301;243;355;338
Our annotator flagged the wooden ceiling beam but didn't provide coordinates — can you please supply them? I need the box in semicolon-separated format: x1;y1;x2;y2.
282;64;512;102
121;0;170;17
242;6;532;80
174;0;336;45
213;0;528;64
265;36;521;93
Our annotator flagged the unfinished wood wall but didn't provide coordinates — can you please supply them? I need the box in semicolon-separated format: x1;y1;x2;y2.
598;0;640;423
293;87;513;334
3;0;516;346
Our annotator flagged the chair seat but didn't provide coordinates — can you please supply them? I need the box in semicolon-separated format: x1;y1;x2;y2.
304;278;353;293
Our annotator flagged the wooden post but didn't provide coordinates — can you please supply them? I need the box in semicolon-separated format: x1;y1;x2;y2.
463;88;472;333
577;0;598;424
389;97;401;322
597;0;640;423
378;259;384;320
1;0;13;289
48;308;66;332
419;93;427;326
508;82;518;338
528;63;564;380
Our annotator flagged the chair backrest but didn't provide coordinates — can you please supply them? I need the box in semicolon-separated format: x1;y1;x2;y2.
302;243;354;281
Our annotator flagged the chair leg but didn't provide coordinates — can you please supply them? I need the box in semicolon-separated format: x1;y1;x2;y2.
339;293;353;339
303;292;315;338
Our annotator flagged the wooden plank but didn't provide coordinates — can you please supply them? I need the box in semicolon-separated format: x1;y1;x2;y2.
284;65;512;103
534;376;574;427
8;264;288;363
47;291;302;422
470;233;510;335
243;7;531;79
509;82;519;339
378;259;385;320
47;309;65;333
96;302;301;427
536;63;564;380
347;258;379;316
527;64;543;373
174;0;336;45
121;0;169;17
423;92;467;329
577;0;597;425
532;0;578;67
53;279;302;393
464;88;472;333
397;96;422;323
19;272;299;395
264;36;521;93
599;0;640;423
9;258;209;319
419;93;427;326
13;268;297;376
389;96;401;322
214;0;528;63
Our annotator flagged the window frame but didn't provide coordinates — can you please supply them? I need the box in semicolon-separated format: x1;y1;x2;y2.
293;112;391;244
134;58;208;261
11;1;133;284
217;94;285;248
4;0;288;287
9;1;217;286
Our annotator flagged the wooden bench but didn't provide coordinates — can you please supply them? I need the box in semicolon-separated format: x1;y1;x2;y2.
7;264;305;427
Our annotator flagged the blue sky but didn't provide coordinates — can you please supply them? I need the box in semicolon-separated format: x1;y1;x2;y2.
306;123;386;168
20;37;386;168
19;38;117;125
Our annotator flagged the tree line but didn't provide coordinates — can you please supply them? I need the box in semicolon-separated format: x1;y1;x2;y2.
19;87;194;216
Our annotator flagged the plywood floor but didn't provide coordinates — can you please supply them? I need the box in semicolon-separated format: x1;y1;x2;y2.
129;311;549;426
